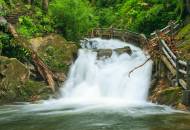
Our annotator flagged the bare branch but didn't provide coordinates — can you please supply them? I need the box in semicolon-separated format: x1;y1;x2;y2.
128;58;151;77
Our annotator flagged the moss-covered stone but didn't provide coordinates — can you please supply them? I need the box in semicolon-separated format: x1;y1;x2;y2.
150;85;182;106
29;34;79;74
19;80;52;102
0;56;29;103
0;56;29;85
149;79;184;108
0;56;51;104
156;87;182;105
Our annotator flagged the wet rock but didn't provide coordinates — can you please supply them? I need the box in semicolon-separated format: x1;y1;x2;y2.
95;46;132;59
115;46;132;55
96;49;112;58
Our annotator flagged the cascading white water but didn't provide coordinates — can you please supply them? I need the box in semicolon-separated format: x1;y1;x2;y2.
19;38;178;114
60;38;153;104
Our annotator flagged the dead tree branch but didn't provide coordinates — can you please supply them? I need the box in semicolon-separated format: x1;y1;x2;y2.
128;58;151;77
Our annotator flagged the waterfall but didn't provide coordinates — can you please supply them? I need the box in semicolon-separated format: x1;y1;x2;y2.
59;38;153;105
1;38;182;130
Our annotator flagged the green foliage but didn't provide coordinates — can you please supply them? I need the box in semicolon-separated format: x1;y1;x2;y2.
41;45;69;72
92;0;124;8
17;16;37;37
0;0;5;4
92;0;181;34
97;8;117;27
49;0;98;41
0;33;30;62
38;39;78;73
17;7;54;38
0;0;8;16
0;0;188;63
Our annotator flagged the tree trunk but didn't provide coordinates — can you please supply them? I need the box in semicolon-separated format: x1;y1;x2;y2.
42;0;48;13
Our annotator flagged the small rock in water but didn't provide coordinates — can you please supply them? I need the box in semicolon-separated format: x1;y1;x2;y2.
95;46;132;59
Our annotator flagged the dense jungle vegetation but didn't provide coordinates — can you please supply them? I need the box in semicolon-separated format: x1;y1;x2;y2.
0;0;189;65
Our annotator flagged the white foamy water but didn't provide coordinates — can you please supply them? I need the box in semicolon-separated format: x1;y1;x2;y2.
60;38;153;104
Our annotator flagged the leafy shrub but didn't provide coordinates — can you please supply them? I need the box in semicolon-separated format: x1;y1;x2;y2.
17;7;54;38
97;8;117;27
0;33;30;62
92;0;124;8
0;0;4;4
0;0;8;16
49;0;98;41
115;0;179;34
89;0;184;34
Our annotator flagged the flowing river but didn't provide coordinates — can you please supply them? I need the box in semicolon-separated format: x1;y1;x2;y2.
0;38;190;130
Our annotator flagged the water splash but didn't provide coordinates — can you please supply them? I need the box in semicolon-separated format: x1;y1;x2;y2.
60;38;153;104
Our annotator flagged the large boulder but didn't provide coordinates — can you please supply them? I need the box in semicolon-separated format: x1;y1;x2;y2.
29;34;78;74
0;56;29;103
0;56;52;104
0;56;29;86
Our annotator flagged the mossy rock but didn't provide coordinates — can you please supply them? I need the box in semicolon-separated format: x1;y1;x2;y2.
154;87;182;106
18;80;52;102
0;56;29;103
29;34;79;74
0;56;29;85
0;56;51;104
0;80;51;104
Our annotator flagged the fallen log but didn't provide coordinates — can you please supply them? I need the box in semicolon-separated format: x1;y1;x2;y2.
31;52;55;92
